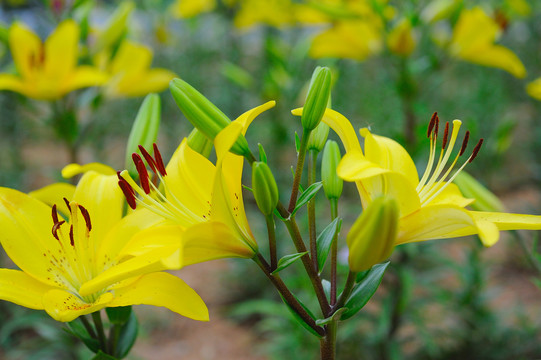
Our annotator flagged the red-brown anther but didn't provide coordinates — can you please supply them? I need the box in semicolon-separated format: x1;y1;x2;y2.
434;115;439;138
133;153;151;194
52;204;59;224
52;220;65;241
427;112;437;138
153;143;167;176
78;205;92;232
118;179;137;210
138;145;158;174
469;139;483;163
69;225;75;246
63;198;71;213
459;131;470;156
442;122;450;150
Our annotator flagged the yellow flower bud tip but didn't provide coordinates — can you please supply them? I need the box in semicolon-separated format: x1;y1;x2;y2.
321;140;343;199
252;162;279;216
347;196;399;272
301;66;332;131
307;122;330;152
416;114;484;207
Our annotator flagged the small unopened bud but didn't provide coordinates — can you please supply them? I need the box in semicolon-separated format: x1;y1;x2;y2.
307;122;330;152
187;128;213;158
347;196;399;272
453;172;505;212
301;66;331;131
170;78;250;156
252;162;279;216
321;140;343;200
125;94;160;177
387;19;416;56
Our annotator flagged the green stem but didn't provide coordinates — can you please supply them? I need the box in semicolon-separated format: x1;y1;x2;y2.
329;198;339;305
79;315;97;339
253;253;325;337
320;320;337;360
266;215;277;271
284;216;331;315
288;129;311;213
513;230;541;274
108;324;121;358
91;311;108;354
308;149;319;272
334;271;357;310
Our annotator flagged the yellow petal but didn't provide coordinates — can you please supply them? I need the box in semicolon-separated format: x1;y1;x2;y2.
62;162;117;178
28;182;76;216
0;74;26;94
458;44;526;78
338;151;390;181
107;68;176;97
426;183;474;208
0;188;62;286
0;269;52;310
110;41;152;76
44;20;78;82
234;101;276;135
526;78;541;101
118;224;183;258
9;22;41;80
79;246;181;297
470;211;541;232
42;289;114;322
110;272;209;321
65;66;110;91
475;219;499;247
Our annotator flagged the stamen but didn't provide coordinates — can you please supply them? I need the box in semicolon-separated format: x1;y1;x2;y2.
434;115;439;138
63;198;71;213
118;179;137;210
69;225;75;246
52;220;65;241
52;204;59;224
138;145;158;174
427;112;437;138
469;139;483;163
442;122;449;150
133;153;151;194
459;131;470;156
153;143;167;176
78;205;92;232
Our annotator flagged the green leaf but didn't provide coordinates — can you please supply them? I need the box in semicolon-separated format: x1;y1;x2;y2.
258;143;267;163
91;351;118;360
66;319;100;353
279;294;322;338
321;279;331;300
271;252;308;275
315;308;347;326
106;306;131;325
340;261;390;320
316;217;342;271
116;311;138;359
292;182;323;215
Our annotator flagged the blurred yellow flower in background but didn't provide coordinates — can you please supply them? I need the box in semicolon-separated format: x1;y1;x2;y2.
170;0;216;18
387;18;416;56
0;20;108;100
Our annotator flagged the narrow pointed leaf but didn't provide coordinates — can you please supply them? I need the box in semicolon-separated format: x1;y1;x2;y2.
66;320;100;353
315;308;347;326
116;311;138;359
271;252;308;275
258;143;267;163
91;351;118;360
317;217;342;271
292;182;323;215
340;261;390;320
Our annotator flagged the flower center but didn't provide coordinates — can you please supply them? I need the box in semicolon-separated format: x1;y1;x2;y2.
416;112;483;206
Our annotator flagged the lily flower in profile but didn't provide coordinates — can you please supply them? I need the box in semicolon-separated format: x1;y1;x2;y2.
115;101;275;267
293;108;541;247
0;170;208;322
0;20;108;100
97;40;176;98
448;7;526;78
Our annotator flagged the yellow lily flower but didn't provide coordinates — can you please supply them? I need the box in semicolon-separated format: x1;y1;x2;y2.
0;169;208;322
98;40;176;98
114;101;275;268
0;20;109;100
233;0;296;29
448;7;526;78
293;108;541;247
170;0;216;18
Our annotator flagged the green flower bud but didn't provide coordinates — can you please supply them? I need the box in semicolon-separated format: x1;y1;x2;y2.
252;162;279;216
307;122;330;152
187;128;213;158
453;171;505;212
169;78;250;156
125;94;160;177
321;140;343;199
347;196;399;272
301;66;332;131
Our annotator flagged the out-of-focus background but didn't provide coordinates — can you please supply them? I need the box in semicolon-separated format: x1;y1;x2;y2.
1;0;541;359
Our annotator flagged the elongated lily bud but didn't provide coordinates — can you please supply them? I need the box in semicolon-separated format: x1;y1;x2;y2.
187;128;213;158
301;66;331;131
252;162;279;216
322;140;343;200
169;78;251;156
307;122;330;152
347;196;399;272
125;94;160;177
453;171;504;212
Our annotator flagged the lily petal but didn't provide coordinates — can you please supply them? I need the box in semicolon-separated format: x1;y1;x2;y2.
42;289;114;322
29;182;76;216
62;163;117;178
9;22;41;80
0;74;26;94
110;272;209;321
44;20;78;82
0;269;52;310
